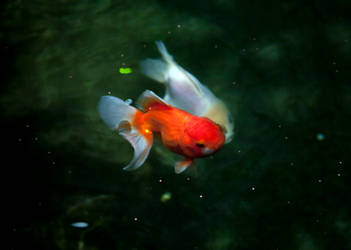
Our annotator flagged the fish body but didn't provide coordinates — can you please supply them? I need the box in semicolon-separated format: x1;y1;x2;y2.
140;41;234;143
98;90;225;173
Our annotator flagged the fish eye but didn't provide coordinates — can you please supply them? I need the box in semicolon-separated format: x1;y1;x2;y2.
196;142;205;148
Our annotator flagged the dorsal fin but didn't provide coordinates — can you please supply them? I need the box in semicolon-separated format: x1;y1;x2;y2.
137;90;170;112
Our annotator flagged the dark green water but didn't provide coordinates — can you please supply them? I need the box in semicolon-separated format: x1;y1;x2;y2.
3;0;350;249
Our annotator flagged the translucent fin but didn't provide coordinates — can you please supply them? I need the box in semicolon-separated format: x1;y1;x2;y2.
121;129;153;171
174;159;193;174
98;95;136;130
98;95;153;171
140;58;168;83
155;40;174;63
137;90;169;112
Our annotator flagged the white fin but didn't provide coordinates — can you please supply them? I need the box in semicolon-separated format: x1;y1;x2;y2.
98;95;153;171
136;90;169;112
155;40;174;63
98;96;136;130
174;159;193;174
140;58;168;83
121;129;153;171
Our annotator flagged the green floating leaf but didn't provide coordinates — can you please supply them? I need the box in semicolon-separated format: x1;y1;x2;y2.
119;67;132;74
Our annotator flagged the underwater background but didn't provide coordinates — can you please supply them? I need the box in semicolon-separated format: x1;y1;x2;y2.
2;0;350;249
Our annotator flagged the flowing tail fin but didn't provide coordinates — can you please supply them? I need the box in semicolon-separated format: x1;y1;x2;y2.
139;41;176;84
98;96;153;171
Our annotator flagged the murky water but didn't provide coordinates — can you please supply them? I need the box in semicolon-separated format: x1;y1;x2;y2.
3;0;350;249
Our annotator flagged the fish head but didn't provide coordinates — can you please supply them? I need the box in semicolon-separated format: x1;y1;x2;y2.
180;116;225;158
203;100;234;144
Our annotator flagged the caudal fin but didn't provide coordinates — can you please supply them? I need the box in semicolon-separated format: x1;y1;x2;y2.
98;96;153;171
140;58;168;83
139;40;177;84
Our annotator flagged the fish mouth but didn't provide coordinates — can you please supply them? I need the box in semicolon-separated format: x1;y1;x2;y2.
201;147;214;155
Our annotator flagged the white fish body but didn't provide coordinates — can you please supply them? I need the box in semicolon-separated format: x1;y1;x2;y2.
140;41;234;143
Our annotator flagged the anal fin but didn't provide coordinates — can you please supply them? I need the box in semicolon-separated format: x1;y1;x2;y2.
174;159;193;174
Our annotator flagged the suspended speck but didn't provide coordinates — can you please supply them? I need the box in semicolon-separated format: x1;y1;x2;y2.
177;24;181;28
199;194;204;198
168;31;171;34
18;138;22;142
242;48;246;52
158;178;163;183
134;217;138;222
71;222;88;228
160;192;172;202
336;69;339;72
251;187;255;191
316;133;325;141
26;124;30;128
318;179;322;183
121;54;124;57
69;75;73;79
232;81;236;85
107;91;111;95
337;173;341;177
339;161;343;165
284;136;288;140
186;177;191;181
290;162;294;166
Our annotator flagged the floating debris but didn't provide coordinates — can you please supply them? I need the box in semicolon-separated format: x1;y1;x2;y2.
160;192;172;203
71;222;89;228
119;67;132;74
316;133;325;141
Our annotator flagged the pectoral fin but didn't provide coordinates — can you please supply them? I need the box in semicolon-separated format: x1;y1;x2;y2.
174;159;193;174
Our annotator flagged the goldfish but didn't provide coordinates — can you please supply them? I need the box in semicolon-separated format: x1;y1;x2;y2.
98;90;225;174
140;41;234;143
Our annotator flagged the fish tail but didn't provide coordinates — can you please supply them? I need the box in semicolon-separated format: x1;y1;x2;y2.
140;58;168;83
139;41;175;84
155;40;174;64
98;95;153;171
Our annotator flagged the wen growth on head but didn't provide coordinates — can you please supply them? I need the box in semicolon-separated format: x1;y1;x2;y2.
98;90;225;174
